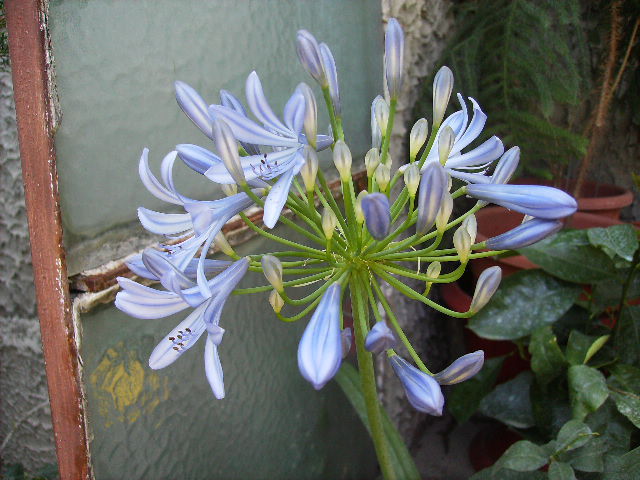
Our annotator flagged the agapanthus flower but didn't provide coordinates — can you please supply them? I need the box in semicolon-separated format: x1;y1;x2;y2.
116;257;250;398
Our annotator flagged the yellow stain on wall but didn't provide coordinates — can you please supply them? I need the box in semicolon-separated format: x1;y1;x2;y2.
90;342;169;427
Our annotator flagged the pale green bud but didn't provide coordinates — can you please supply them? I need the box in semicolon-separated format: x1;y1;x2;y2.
355;190;368;224
214;232;236;257
470;266;502;313
426;261;441;279
375;163;391;191
261;254;283;292
333;140;352;181
409;118;429;160
453;226;472;264
404;164;420;198
322;208;338;239
462;214;477;245
374;97;389;133
221;183;238;197
433;66;454;127
269;290;284;313
438;126;455;166
300;147;319;192
365;148;381;177
435;192;453;232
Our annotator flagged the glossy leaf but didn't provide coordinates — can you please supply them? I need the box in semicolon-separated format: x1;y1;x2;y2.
616;306;640;367
602;446;640;479
479;371;535;428
568;365;608;420
549;461;576;480
608;364;640;429
520;230;617;283
448;356;504;424
566;437;607;472
468;270;580;340
556;420;594;452
529;325;565;384
587;225;639;262
492;440;548;473
565;331;598;365
470;468;545;480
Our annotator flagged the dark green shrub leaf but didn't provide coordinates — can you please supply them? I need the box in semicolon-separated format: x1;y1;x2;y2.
556;419;594;452
529;325;565;383
608;364;640;429
587;225;639;262
603;446;640;479
520;230;617;283
568;365;608;420
616;306;640;367
548;461;576;480
469;270;580;340
479;372;535;428
492;440;548;473
566;437;607;472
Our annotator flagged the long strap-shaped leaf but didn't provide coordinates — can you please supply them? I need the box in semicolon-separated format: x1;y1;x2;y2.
335;363;421;480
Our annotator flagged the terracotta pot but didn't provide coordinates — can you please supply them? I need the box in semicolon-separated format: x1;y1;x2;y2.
472;207;625;280
439;281;530;383
514;177;633;219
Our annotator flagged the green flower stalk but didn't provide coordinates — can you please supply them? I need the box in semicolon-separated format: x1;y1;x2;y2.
115;17;578;480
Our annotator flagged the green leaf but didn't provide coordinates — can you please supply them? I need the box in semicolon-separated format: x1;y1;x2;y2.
568;365;608;420
529;326;565;383
520;230;617;283
587;225;639;262
584;335;610;364
555;420;594;452
470;467;546;480
616;306;640;367
603;446;640;479
548;461;576;480
468;270;580;340
565;437;607;472
448;356;504;424
492;440;548;473
565;331;593;365
335;363;420;480
608;364;640;429
479;372;535;428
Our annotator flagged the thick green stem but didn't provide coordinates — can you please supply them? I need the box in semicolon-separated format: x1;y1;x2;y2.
350;274;396;480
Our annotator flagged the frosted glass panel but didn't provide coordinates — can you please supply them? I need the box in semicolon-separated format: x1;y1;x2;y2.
48;0;383;243
80;233;376;479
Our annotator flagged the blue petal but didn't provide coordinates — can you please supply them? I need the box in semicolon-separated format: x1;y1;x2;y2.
390;355;445;415
297;283;343;390
176;144;221;175
115;278;188;319
246;71;291;136
283;92;306;136
137;207;193;235
319;43;340;115
175;81;212;138
204;334;225;399
262;154;305;228
453;98;487;153
138;149;183;205
486;218;563;250
365;321;397;354
205;148;298;184
361;193;392;240
446;136;504;169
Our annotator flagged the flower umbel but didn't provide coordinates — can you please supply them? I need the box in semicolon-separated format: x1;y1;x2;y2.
116;17;579;480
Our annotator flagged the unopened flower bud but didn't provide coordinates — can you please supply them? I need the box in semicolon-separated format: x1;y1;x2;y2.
365;321;397;354
333;140;352;181
438;126;455;165
320;43;341;115
435;192;453;232
486;218;563;250
385;18;404;99
365;148;381;177
491;147;520;185
300;147;319;192
296;30;326;85
261;255;283;292
417;162;448;235
433;66;454;127
362;193;391;240
355;190;368;224
434;351;484;385
375;163;391;191
389;355;444;416
470;266;502;312
374;97;389;133
296;83;317;149
341;328;353;358
404;164;420;198
212;119;246;185
371;97;383;149
221;183;237;197
214;232;236;257
410;118;429;160
462;214;477;245
322;208;338;239
269;290;284;313
427;261;441;279
454;226;472;264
